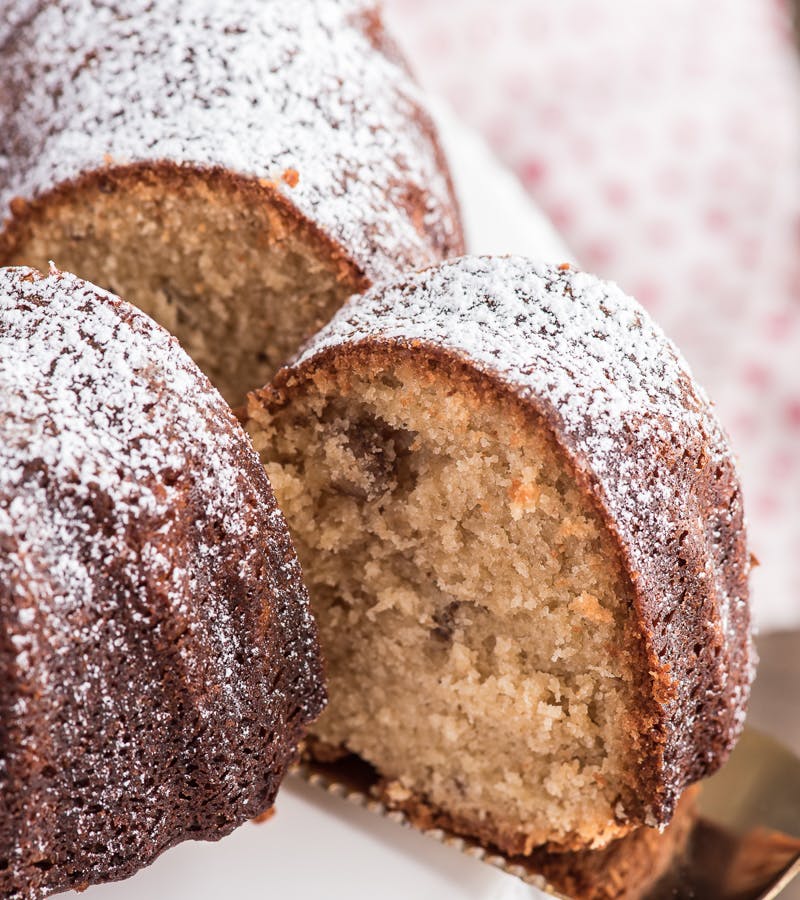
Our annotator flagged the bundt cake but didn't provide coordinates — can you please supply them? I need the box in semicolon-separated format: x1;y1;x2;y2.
0;0;464;405
247;255;755;856
0;266;325;898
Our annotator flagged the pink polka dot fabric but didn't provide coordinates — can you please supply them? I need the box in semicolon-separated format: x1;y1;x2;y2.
385;0;800;630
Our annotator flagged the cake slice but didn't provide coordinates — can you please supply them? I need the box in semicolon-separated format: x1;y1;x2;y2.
247;255;755;855
0;0;463;404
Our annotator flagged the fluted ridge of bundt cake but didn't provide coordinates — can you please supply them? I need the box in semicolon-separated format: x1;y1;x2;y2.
0;266;325;898
0;0;464;403
248;255;754;854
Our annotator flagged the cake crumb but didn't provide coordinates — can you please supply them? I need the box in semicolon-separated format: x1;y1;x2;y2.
251;807;277;824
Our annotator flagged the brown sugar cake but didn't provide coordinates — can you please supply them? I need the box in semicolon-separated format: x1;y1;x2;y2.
247;255;755;856
0;266;325;899
0;0;464;406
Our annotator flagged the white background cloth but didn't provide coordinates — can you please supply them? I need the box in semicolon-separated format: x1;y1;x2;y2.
385;0;800;631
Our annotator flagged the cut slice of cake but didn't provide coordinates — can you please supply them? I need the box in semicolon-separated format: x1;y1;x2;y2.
247;255;755;855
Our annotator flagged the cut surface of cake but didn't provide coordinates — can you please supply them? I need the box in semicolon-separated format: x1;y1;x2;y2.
0;0;463;404
0;266;325;898
247;255;754;855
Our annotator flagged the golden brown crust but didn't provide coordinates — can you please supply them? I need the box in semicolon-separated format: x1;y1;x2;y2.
0;162;366;292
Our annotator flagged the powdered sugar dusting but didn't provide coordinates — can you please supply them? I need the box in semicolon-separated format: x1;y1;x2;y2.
292;255;754;818
296;257;720;471
1;267;271;704
0;266;323;897
0;0;461;278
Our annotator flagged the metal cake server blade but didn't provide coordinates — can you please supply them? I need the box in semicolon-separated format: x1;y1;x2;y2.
294;727;800;899
652;727;800;900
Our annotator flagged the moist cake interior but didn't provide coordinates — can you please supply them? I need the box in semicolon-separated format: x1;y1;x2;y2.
3;169;358;405
248;350;645;853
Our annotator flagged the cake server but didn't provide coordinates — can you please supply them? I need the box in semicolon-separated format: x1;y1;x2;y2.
295;726;800;899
